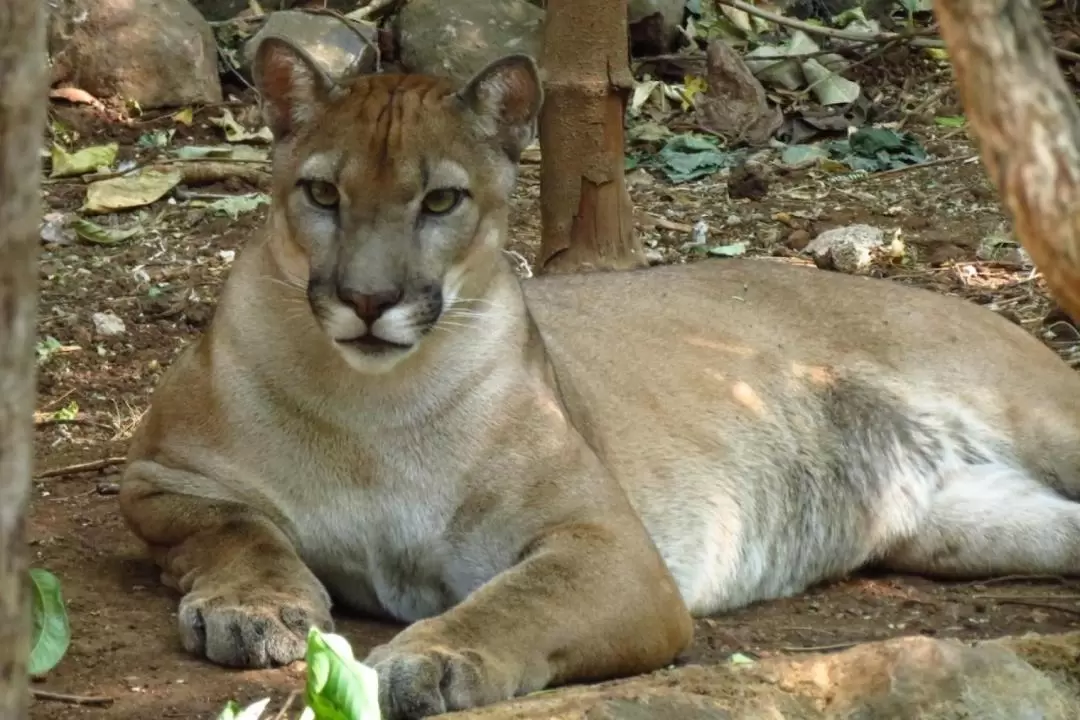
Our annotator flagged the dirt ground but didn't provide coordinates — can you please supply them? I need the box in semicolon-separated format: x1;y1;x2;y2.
28;64;1080;717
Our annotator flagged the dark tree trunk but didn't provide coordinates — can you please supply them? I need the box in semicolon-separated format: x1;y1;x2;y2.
0;2;47;717
538;0;647;274
935;0;1080;319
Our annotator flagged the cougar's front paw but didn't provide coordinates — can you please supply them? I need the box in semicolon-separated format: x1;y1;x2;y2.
178;585;332;668
365;639;515;719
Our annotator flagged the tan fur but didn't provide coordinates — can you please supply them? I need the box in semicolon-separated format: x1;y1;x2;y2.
120;39;1080;719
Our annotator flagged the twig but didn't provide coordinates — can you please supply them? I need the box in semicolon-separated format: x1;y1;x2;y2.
346;0;400;21
956;574;1069;587
780;641;860;653
854;154;977;181
302;7;382;74
271;690;299;720
973;594;1080;602
715;0;945;48
716;0;1080;62
897;83;951;129
31;689;114;707
976;598;1080;617
35;456;125;480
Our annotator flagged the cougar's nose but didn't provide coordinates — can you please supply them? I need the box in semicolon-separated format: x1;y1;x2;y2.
338;288;403;327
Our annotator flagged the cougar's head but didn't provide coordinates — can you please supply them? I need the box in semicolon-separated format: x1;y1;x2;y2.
251;36;542;370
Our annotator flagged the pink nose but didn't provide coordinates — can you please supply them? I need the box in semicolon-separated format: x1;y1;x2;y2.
337;288;403;326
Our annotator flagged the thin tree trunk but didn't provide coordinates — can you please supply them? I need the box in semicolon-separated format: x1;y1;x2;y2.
935;0;1080;320
538;0;648;274
0;2;47;718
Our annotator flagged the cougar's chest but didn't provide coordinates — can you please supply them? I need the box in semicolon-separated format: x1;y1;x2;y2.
284;443;507;623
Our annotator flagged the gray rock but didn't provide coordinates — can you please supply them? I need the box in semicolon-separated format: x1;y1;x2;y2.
48;0;222;109
92;311;126;337
804;223;885;273
394;0;544;83
243;11;379;83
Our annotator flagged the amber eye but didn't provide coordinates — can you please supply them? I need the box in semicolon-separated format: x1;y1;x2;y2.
421;188;463;216
303;180;340;209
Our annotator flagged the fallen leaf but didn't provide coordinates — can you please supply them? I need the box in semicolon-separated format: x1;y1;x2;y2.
210;108;273;144
801;58;861;105
203;193;270;220
173;144;269;162
173;107;195;126
49;143;118;178
70;217;142;245
82;168;182;214
707;241;748;257
934;115;966;128
780;144;829;168
657;133;741;183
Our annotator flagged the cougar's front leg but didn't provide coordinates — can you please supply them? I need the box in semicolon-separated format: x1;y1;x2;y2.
119;468;332;668
366;515;694;719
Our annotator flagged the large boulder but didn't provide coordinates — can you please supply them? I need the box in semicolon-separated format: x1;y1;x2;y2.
243;11;379;82
443;633;1080;719
393;0;544;83
48;0;223;109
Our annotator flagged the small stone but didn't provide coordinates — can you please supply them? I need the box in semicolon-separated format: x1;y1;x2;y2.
804;224;885;274
787;229;811;251
644;247;665;265
92;311;126;337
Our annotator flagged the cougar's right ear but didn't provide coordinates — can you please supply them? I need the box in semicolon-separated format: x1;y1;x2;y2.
252;36;336;138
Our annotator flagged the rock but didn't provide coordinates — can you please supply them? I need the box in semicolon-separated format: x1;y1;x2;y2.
696;40;782;147
628;0;686;55
804;223;884;273
787;228;811;251
394;0;544;83
243;11;379;82
48;0;222;109
92;311;126;337
442;633;1080;719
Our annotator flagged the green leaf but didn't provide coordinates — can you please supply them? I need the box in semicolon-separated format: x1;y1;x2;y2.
706;242;748;257
801;58;861;106
204;193;270;220
934;115;966;128
656;134;742;184
780;144;829;168
217;700;241;720
174;144;269;162
729;652;756;666
305;627;381;720
29;568;71;676
70;218;142;245
81;168;182;214
49;143;118;179
51;400;79;421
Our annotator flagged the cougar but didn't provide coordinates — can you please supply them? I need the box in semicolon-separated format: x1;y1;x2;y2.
119;35;1080;719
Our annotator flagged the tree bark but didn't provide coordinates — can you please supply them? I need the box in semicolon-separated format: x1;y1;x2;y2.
935;0;1080;320
538;0;647;274
0;2;47;718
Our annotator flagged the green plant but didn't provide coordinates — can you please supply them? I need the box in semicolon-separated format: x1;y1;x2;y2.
219;627;381;720
29;567;71;676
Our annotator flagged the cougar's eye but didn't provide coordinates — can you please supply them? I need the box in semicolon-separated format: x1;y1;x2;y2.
421;188;463;216
303;180;340;209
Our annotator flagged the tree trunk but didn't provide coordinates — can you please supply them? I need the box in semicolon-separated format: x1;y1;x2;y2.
0;2;47;718
935;0;1080;320
538;0;647;274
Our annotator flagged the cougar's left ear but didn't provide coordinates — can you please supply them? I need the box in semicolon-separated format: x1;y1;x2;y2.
252;35;337;139
455;54;544;159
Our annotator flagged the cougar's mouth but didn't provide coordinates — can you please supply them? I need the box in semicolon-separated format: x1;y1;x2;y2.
338;334;412;354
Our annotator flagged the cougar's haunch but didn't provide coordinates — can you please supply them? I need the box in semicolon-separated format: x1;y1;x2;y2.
120;35;1080;720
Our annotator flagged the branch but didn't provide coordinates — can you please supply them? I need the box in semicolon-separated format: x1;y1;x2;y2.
935;0;1080;320
715;0;1080;62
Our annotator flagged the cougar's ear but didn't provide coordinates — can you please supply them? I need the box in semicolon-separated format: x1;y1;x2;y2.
455;54;544;159
252;36;336;138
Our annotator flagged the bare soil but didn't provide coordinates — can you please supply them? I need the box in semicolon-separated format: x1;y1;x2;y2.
28;77;1080;717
